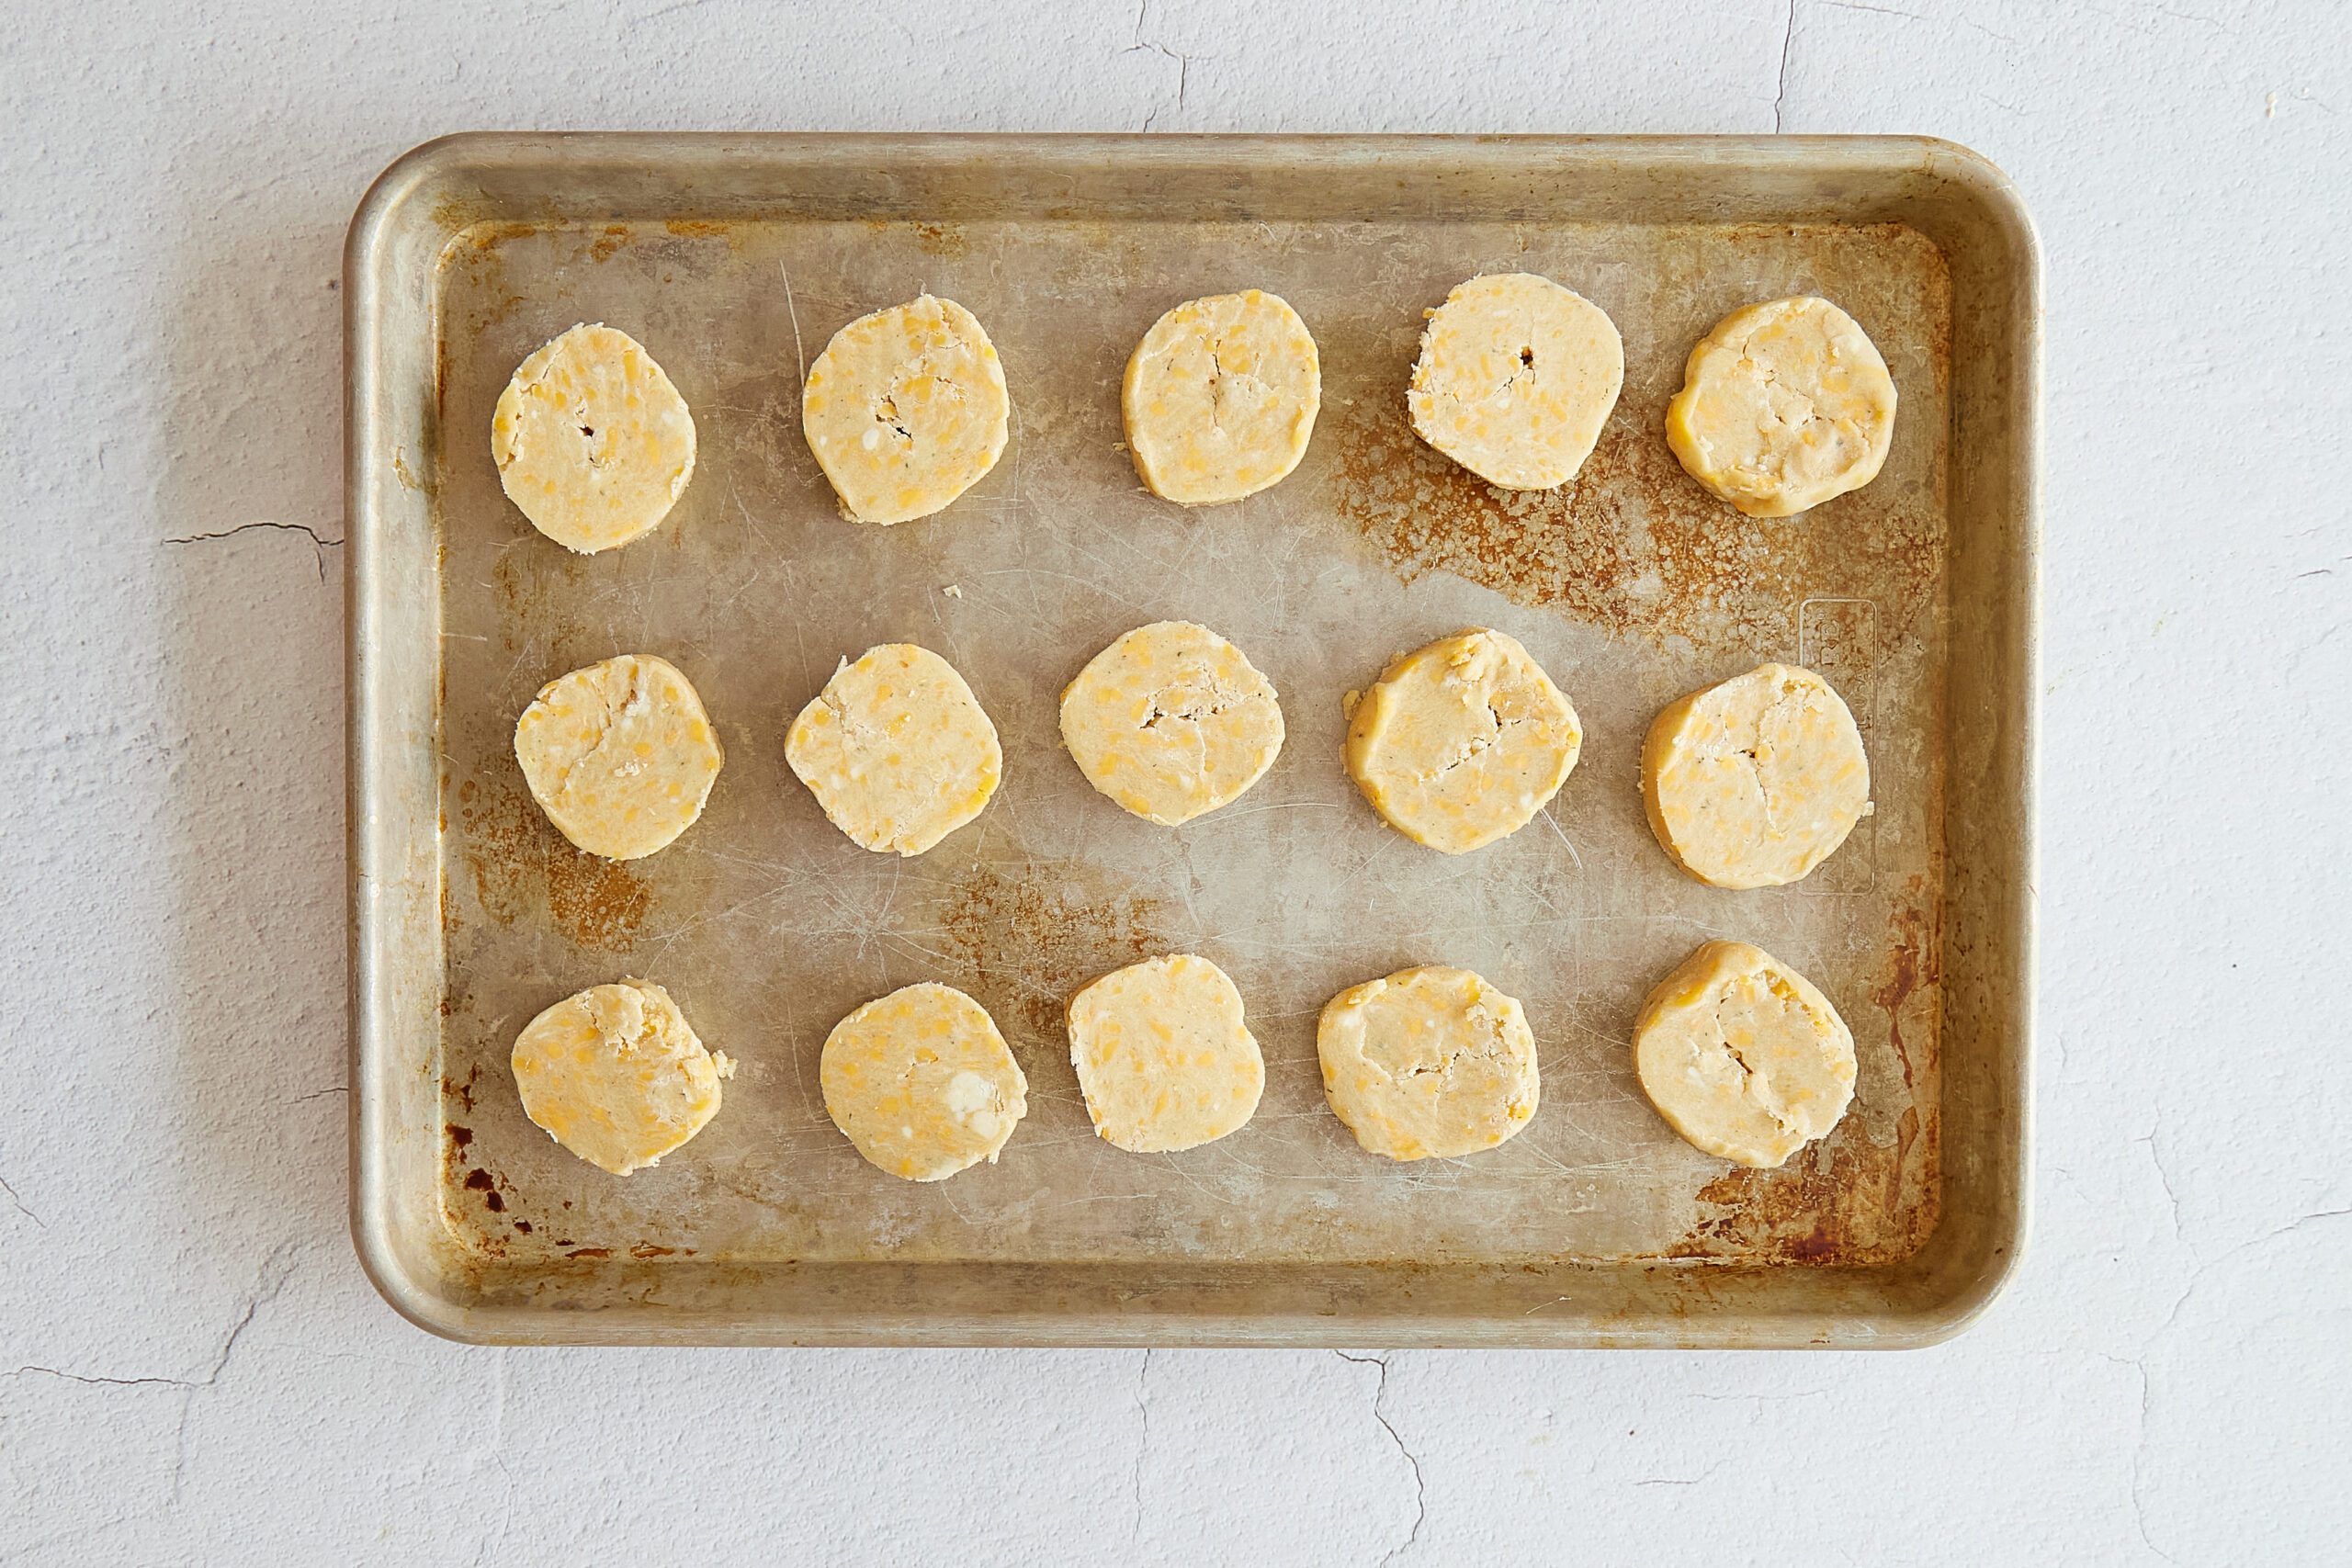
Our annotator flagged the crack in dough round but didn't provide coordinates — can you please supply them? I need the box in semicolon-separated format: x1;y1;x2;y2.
1406;272;1624;490
1317;965;1539;1161
1643;662;1871;889
511;979;733;1176
1344;628;1581;854
1060;621;1283;826
492;323;696;554
1067;954;1264;1153
822;982;1028;1181
801;294;1009;525
1634;940;1856;1168
1123;289;1320;505
1665;295;1897;518
514;653;724;861
786;643;1001;857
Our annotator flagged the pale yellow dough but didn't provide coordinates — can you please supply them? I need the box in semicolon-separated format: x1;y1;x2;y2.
513;654;724;861
1059;621;1283;826
801;295;1009;525
1666;296;1897;518
1318;965;1539;1161
1067;954;1264;1153
1345;628;1582;854
1407;272;1623;490
822;982;1028;1181
511;979;733;1176
1643;662;1871;889
492;323;696;553
786;644;1001;856
1634;940;1855;1168
1123;289;1321;505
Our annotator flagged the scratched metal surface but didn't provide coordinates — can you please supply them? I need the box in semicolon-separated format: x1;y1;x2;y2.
430;209;1947;1273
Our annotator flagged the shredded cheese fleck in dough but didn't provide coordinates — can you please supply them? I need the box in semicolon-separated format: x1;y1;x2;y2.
1665;295;1897;517
786;644;1001;857
1407;273;1623;490
513;653;724;861
1060;621;1283;826
1643;662;1871;889
511;979;733;1176
1634;940;1855;1168
822;982;1027;1181
801;295;1009;525
1317;965;1539;1161
492;323;696;553
1067;954;1264;1153
1123;289;1321;505
1344;628;1581;854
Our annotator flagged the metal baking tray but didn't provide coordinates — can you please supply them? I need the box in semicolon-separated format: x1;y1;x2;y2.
347;133;2036;1347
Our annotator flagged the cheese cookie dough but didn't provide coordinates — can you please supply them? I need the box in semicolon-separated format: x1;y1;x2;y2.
1345;628;1582;854
1666;296;1898;517
514;653;724;861
1317;965;1539;1161
511;980;733;1176
1123;289;1321;505
1407;273;1623;490
1634;940;1856;1168
1643;662;1871;889
786;644;1001;856
492;323;696;553
822;982;1027;1181
801;295;1009;525
1060;621;1283;826
1067;954;1264;1153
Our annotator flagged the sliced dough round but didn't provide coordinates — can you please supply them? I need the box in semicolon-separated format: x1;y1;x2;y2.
786;644;1001;857
1634;940;1856;1168
1407;272;1623;490
1060;621;1283;826
822;982;1028;1181
1345;628;1582;854
511;979;733;1176
1067;954;1264;1153
1666;295;1898;518
1643;662;1871;889
492;323;696;554
801;294;1009;525
1123;289;1321;505
514;653;724;861
1317;965;1539;1161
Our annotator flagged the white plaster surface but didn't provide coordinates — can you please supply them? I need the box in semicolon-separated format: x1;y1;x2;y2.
1;1;2346;1562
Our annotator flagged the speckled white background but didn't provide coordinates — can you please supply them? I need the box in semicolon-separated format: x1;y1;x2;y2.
2;2;2345;1562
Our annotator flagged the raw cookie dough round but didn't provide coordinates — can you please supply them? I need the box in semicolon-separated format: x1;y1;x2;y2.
1067;954;1265;1153
786;644;1001;857
1665;295;1898;518
1317;965;1539;1161
1407;272;1624;490
1059;621;1283;826
1642;662;1871;889
492;323;696;554
821;982;1028;1181
801;294;1010;525
1345;628;1582;854
1123;289;1321;505
1634;940;1856;1168
511;979;733;1176
514;653;725;861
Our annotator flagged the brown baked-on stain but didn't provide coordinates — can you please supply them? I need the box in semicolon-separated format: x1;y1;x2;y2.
440;221;535;335
447;1123;473;1149
587;223;631;264
934;860;1171;1039
566;1247;613;1259
1667;1102;1935;1267
628;1244;676;1258
1328;386;1943;667
664;219;730;240
455;773;651;951
1875;897;1939;1093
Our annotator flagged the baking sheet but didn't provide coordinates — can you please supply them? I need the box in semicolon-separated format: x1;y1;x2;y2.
349;136;2036;1345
